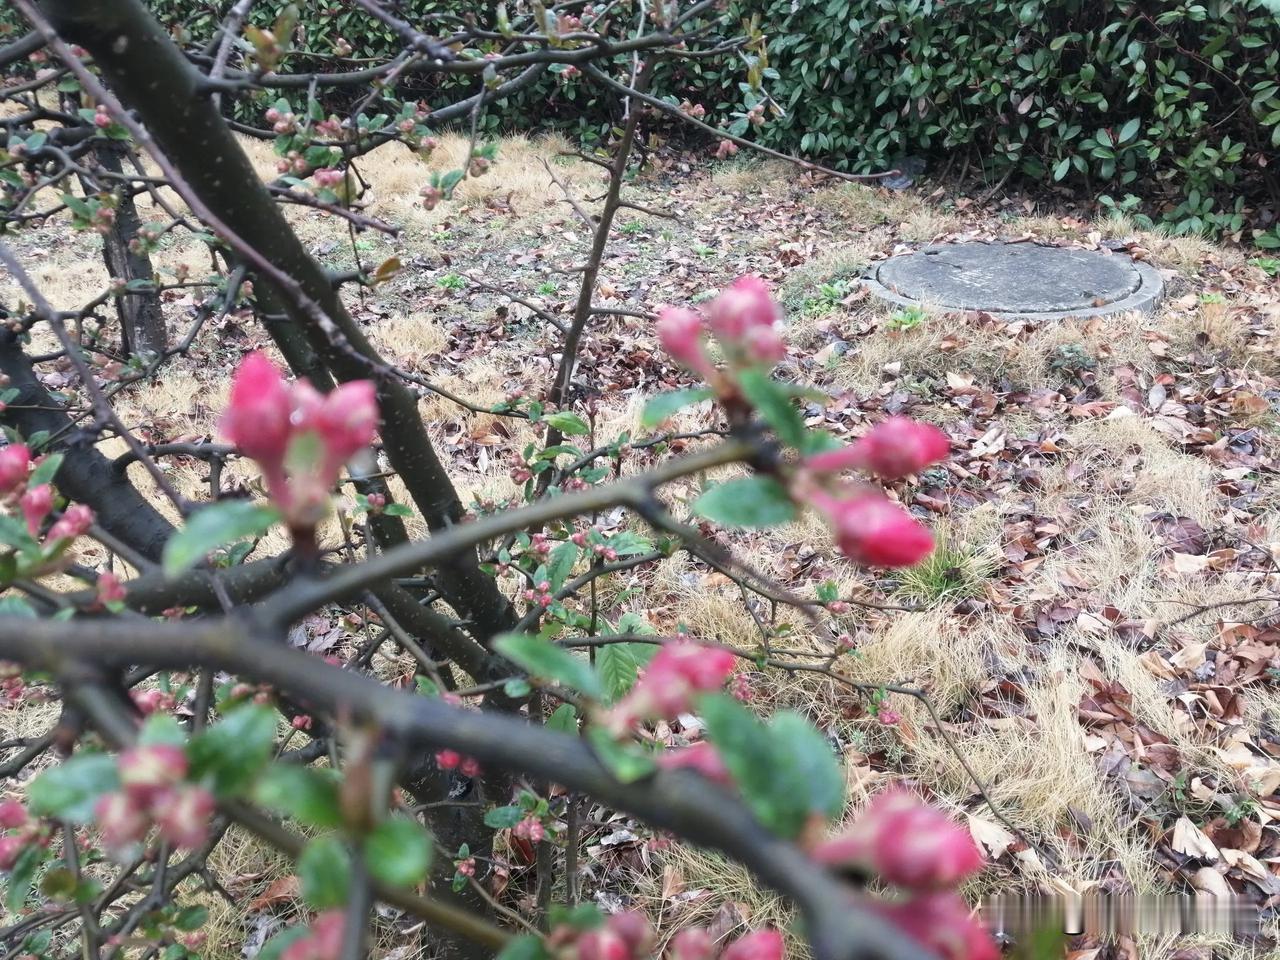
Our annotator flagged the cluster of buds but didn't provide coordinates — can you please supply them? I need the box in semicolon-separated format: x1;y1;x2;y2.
130;687;175;715
528;532;552;556
1;443;97;566
91;205;116;235
554;913;783;960
93;745;215;857
280;911;344;960
810;789;994;960
0;799;47;872
791;416;950;569
221;352;379;534
715;139;739;160
277;150;311;176
604;642;737;734
435;750;481;778
312;168;344;189
469;154;491;177
560;64;581;80
746;103;766;127
332;37;353;56
314;116;343;140
679;100;707;119
127;224;162;256
657;275;786;380
512;815;545;842
264;107;297;135
92;104;112;129
419;184;444;210
523;580;554;608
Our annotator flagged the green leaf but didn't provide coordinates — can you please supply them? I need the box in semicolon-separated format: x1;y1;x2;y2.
543;411;590;436
546;541;579;592
364;817;433;888
187;704;277;797
736;367;807;448
5;844;44;913
173;905;209;932
597;643;647;703
162;501;279;577
257;927;309;960
768;712;845;824
701;695;845;838
546;703;579;734
27;452;63;489
0;513;37;552
483;805;525;829
693;476;797;529
640;387;715;429
251;765;343;829
495;935;552;960
0;595;37;617
138;713;187;747
493;634;602;699
28;753;119;823
586;728;656;783
297;836;351;909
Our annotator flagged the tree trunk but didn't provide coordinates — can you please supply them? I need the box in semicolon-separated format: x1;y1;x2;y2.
95;140;167;356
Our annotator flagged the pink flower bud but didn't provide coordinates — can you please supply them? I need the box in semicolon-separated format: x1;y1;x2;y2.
436;749;461;770
96;571;127;606
20;484;53;535
721;929;784;960
811;789;984;889
715;139;739;160
93;110;112;129
666;928;715;960
0;800;28;829
742;323;786;365
0;444;31;495
93;792;149;852
313;168;344;188
513;816;545;842
656;307;713;378
607;912;653;955
807;491;933;568
118;744;187;804
610;642;736;727
47;503;94;542
459;757;481;777
872;892;998;960
575;929;630;960
804;417;950;479
657;742;731;784
130;688;174;715
309;380;379;467
222;352;293;467
153;785;214;849
0;834;27;871
705;275;780;342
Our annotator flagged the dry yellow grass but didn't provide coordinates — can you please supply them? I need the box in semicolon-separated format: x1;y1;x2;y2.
5;125;1277;960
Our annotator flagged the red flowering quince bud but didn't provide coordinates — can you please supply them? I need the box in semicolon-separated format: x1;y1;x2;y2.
721;928;784;960
222;351;293;469
0;443;30;496
811;789;984;890
93;792;149;852
118;744;187;804
96;571;127;607
805;417;950;480
665;927;715;960
706;275;781;342
608;642;736;731
873;891;998;960
281;910;345;960
20;483;53;535
574;929;630;960
806;490;933;568
47;503;95;542
656;307;714;379
153;785;215;849
0;800;28;829
656;742;731;785
607;911;654;956
222;352;379;531
0;834;27;871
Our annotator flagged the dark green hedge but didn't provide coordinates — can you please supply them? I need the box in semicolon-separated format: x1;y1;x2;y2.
702;0;1280;245
5;1;1278;244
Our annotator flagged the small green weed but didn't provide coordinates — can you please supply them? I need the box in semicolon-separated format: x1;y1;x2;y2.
896;540;995;605
884;305;928;332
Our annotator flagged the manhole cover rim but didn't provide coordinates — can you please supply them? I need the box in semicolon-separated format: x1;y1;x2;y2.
861;241;1164;319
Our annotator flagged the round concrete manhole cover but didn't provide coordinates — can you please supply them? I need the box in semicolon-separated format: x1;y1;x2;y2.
863;241;1163;320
